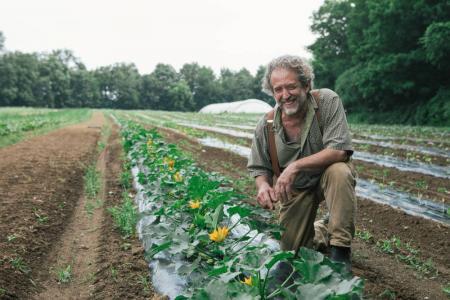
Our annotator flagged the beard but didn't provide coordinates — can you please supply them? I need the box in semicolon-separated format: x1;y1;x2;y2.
280;92;308;116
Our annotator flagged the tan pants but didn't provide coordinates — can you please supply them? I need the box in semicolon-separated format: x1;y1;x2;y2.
279;162;357;252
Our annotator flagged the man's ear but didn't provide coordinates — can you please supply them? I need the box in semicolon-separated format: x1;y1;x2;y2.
304;81;311;93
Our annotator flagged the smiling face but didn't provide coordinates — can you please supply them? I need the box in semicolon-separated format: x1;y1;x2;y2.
270;68;309;117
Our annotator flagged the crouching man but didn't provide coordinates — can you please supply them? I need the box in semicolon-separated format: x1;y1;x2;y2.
247;55;357;272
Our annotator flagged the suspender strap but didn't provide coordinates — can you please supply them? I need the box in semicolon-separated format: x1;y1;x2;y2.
265;110;281;178
310;90;323;135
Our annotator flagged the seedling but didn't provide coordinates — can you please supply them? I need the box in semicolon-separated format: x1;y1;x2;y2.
10;257;30;274
33;209;49;224
378;288;396;299
7;234;17;242
111;267;118;281
376;236;437;276
57;265;72;283
443;285;450;296
139;274;151;294
85;201;95;216
356;230;373;242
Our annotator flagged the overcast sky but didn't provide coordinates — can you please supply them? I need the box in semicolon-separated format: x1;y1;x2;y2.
0;0;324;75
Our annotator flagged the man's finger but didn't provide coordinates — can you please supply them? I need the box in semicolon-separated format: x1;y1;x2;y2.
269;189;277;203
266;197;273;210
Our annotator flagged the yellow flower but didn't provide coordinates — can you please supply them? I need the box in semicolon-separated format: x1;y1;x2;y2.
173;172;183;182
189;199;201;209
209;226;229;243
241;276;253;286
163;157;175;170
147;139;153;146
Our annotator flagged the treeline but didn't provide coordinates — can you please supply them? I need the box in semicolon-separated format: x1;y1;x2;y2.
309;0;449;126
0;32;272;111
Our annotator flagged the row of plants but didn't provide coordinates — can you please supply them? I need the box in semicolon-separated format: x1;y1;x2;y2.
119;119;364;299
0;109;92;147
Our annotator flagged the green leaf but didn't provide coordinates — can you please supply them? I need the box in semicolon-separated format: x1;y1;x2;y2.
227;206;252;218
145;241;172;259
264;251;294;270
335;277;364;296
295;283;332;300
208;265;228;277
212;204;224;229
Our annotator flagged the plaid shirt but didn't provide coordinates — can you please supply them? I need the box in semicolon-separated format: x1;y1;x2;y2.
247;88;353;189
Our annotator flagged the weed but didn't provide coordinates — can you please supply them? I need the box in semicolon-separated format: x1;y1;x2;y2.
33;209;48;224
437;187;448;193
121;243;132;251
97;141;105;152
443;284;450;296
85;201;95;216
7;234;17;242
111;267;118;281
57;265;72;283
377;239;395;254
355;230;373;242
0;288;5;296
378;288;396;299
120;169;132;189
58;201;66;209
10;257;30;274
84;165;100;200
415;180;428;190
139;274;151;294
108;192;138;238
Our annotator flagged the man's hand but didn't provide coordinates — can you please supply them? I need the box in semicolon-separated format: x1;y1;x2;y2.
274;162;298;203
256;182;276;210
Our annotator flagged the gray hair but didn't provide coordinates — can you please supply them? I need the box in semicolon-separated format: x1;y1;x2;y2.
261;55;315;96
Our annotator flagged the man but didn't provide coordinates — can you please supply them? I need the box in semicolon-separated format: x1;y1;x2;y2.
247;55;356;271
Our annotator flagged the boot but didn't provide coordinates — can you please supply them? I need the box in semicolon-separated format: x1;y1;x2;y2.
330;246;352;274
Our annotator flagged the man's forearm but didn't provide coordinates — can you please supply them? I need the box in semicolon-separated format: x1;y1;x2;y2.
255;174;273;189
291;148;348;173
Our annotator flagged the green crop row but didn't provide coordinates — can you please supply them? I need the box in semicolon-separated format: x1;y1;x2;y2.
119;119;364;299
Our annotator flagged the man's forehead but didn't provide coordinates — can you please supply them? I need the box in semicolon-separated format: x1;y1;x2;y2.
270;68;299;84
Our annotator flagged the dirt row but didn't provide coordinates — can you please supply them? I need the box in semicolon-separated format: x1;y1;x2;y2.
156;125;450;300
0;113;154;299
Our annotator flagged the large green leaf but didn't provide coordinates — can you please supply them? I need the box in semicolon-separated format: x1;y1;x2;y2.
227;206;253;218
263;251;294;270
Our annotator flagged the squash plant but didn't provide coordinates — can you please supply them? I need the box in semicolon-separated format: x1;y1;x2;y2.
120;121;364;299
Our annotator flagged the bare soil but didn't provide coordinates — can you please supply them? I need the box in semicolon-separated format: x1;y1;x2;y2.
0;113;155;299
157;126;450;300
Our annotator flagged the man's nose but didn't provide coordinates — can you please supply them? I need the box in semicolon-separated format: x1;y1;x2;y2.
281;88;290;99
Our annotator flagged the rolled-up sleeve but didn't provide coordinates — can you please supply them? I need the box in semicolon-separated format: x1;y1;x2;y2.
247;117;274;178
320;89;353;154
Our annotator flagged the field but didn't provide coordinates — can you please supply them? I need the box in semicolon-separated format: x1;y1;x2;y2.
0;108;449;299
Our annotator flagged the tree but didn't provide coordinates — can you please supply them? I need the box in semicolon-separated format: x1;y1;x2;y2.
309;0;450;125
180;63;219;110
0;52;40;106
218;68;255;102
308;0;352;89
0;31;5;52
252;65;274;106
93;63;140;109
